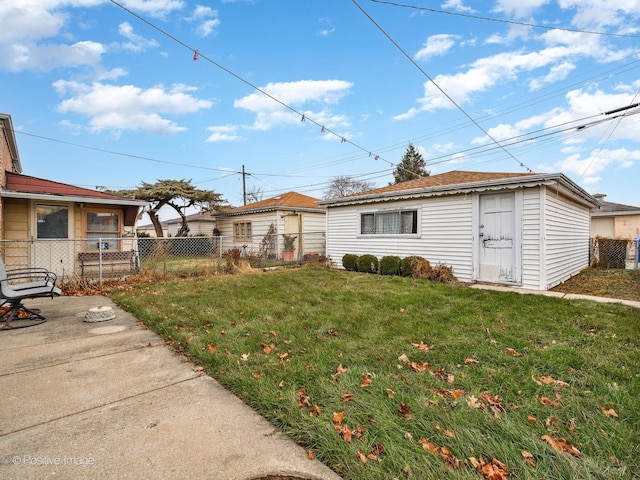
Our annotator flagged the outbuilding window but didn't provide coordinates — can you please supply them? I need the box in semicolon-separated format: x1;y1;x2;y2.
360;210;418;235
234;221;252;241
86;212;120;250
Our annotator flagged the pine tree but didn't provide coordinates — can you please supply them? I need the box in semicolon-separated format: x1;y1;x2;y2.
392;144;429;184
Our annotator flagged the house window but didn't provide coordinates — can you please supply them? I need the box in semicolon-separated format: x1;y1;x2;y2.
360;210;418;235
86;212;120;250
233;221;252;241
37;204;68;239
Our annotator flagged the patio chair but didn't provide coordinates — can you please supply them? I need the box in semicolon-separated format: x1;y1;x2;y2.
0;258;61;330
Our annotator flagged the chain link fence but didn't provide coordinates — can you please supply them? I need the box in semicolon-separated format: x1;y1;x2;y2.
0;232;327;284
589;237;639;269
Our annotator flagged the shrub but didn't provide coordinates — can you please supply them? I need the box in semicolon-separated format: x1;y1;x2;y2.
357;254;379;274
411;258;432;279
342;254;359;271
379;255;401;276
400;256;427;277
426;264;457;284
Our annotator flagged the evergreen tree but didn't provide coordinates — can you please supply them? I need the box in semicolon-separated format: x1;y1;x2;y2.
392;144;429;184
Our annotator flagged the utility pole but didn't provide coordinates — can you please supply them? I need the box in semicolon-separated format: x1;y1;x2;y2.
242;164;247;205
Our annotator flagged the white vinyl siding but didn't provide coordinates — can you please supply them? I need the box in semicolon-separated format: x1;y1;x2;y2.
327;195;474;281
544;187;591;289
521;187;542;290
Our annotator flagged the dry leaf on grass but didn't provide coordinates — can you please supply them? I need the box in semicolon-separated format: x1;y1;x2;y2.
412;341;433;351
360;372;372;388
341;392;354;403
541;435;581;457
600;406;619;418
469;456;509;479
332;363;348;380
506;347;524;357
521;450;536;468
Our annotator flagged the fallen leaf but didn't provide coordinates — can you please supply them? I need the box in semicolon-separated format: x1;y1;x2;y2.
541;435;581;457
444;429;455;438
269;330;277;336
506;347;523;357
412;341;433;351
332;363;348;380
193;366;204;373
399;307;405;313
539;395;560;407
263;346;272;355
521;450;536;468
464;358;480;365
297;388;311;408
600;406;619;418
207;343;217;352
386;388;396;398
240;353;250;361
361;372;372;388
451;389;466;399
527;415;537;424
397;402;412;418
309;404;321;417
357;451;367;463
342;424;353;443
307;450;315;460
252;371;262;378
467;395;482;409
278;380;284;389
341;392;354;403
333;411;345;425
398;353;410;364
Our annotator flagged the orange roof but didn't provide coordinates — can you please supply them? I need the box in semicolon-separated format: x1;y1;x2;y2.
223;191;324;215
354;170;536;197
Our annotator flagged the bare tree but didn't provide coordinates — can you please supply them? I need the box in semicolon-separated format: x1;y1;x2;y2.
323;176;374;199
246;186;264;204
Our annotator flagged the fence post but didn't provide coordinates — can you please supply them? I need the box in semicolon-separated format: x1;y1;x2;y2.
98;237;103;285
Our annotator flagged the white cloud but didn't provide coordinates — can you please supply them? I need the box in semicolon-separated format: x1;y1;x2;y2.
118;22;159;52
529;62;575;90
396;31;636;120
233;80;353;130
4;41;105;72
54;81;212;135
415;34;459;61
492;0;552;19
441;0;475;13
318;17;335;37
121;0;184;18
186;5;220;37
205;125;244;142
552;148;640;185
558;0;640;29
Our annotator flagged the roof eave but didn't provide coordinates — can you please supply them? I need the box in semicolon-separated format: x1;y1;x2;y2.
319;173;599;208
0;189;149;207
219;206;325;216
0;113;22;173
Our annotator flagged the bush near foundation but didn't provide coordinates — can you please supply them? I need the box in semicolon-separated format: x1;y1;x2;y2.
400;255;427;277
341;254;359;272
379;255;401;276
357;254;379;274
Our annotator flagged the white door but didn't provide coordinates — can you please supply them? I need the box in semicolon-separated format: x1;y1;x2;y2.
479;193;517;283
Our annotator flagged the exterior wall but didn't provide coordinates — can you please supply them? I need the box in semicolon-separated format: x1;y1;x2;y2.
591;217;615;238
326;195;474;281
3;199;29;269
167;220;217;237
614;214;640;238
216;210;326;257
521;187;543;290
543;186;591;289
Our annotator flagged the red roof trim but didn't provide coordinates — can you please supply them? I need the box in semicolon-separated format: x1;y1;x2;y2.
4;172;130;201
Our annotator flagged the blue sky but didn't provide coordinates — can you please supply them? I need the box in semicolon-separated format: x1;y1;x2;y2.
2;0;640;213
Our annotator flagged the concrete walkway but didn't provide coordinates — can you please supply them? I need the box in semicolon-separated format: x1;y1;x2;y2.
470;284;640;309
0;295;342;480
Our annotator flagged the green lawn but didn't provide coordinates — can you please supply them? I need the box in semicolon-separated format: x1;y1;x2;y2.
109;268;640;479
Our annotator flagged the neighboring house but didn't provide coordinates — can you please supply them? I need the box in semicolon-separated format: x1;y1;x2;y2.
0;113;148;277
213;192;326;260
136;220;169;238
319;170;600;291
590;193;640;239
165;211;217;237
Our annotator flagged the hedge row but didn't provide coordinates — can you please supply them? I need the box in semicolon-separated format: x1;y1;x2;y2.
341;253;456;283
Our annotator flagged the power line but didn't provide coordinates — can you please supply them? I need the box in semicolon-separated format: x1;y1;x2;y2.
352;0;534;173
107;0;425;181
370;0;640;39
13;129;231;173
